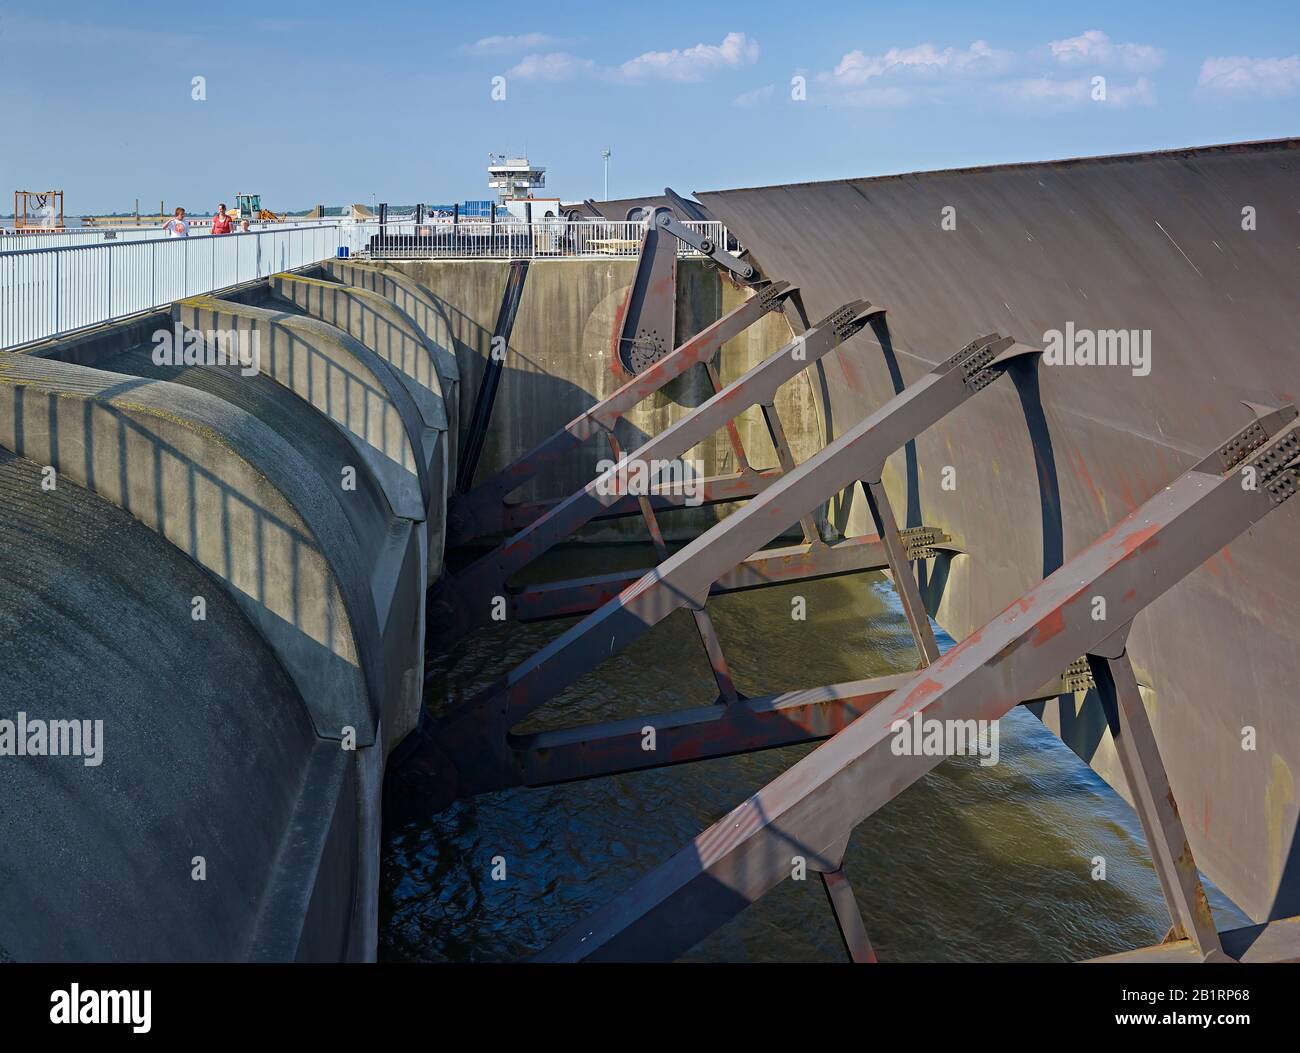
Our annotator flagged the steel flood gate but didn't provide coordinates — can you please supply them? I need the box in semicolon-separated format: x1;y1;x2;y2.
392;182;1300;962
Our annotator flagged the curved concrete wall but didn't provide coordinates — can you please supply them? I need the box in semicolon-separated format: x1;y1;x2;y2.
268;274;449;435
175;295;429;521
0;340;442;959
699;139;1300;922
314;260;462;467
0;450;355;961
0;250;495;958
91;343;428;717
0;352;384;743
261;270;449;566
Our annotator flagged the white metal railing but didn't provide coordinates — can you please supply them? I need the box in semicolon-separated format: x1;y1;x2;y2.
0;220;337;253
0;217;737;350
340;219;732;261
0;224;341;350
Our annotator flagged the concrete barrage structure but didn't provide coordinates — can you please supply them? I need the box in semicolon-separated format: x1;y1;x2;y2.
1;138;1298;963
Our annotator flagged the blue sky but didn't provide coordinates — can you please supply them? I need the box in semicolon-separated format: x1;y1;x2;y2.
0;0;1296;213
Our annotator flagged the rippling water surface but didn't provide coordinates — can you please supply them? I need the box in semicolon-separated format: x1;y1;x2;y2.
381;546;1246;962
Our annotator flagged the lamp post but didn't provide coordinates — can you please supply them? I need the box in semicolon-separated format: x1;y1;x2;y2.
602;148;611;201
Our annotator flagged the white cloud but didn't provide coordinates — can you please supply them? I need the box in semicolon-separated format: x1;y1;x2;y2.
732;84;775;108
463;34;565;56
615;32;760;82
507;52;595;81
1198;55;1300;98
1000;75;1156;107
1048;30;1164;73
824;40;1012;88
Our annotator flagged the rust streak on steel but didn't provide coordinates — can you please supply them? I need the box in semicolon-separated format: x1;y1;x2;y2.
536;408;1299;961
393;333;1033;808
697;140;1300;925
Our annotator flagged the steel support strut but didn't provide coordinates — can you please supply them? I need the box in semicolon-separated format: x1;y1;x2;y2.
392;333;1031;809
492;466;784;535
508;531;956;621
434;300;883;639
534;405;1300;961
458;258;528;493
446;281;795;546
1087;632;1224;958
864;479;940;666
819;872;878;963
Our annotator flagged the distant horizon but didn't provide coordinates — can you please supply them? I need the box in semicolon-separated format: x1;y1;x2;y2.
1;1;1297;212
7;129;1299;223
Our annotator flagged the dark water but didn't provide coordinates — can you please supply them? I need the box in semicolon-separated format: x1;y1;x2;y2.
381;546;1247;962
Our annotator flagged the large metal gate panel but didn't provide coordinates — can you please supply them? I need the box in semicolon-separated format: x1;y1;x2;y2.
697;139;1300;922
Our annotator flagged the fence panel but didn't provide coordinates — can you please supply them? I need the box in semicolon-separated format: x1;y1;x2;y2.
0;225;342;350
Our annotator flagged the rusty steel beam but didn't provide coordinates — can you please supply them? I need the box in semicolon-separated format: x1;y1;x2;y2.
604;425;741;705
447;283;794;546
458;258;529;493
433;299;883;636
819;866;878;963
387;666;1109;806
507;531;948;622
1088;638;1223;958
510;674;911;790
430;653;1066;801
397;333;1028;808
534;406;1300;961
496;466;782;533
864;479;940;666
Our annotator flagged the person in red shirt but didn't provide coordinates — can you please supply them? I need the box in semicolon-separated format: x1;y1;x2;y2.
211;203;232;235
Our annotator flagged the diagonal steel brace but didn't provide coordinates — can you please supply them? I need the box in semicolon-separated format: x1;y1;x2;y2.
1088;627;1224;958
447;281;795;546
434;299;885;637
494;465;785;534
534;406;1300;961
398;333;1032;806
507;530;954;622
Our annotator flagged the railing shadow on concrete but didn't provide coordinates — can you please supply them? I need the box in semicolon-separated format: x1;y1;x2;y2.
174;297;431;522
0;351;393;747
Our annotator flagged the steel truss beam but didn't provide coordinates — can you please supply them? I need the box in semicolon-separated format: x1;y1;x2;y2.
446;281;795;547
533;405;1300;961
433;299;883;639
493;466;783;535
491;670;1085;791
392;332;1033;810
507;529;955;622
1087;631;1224;958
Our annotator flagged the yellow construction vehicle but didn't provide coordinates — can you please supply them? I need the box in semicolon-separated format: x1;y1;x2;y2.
233;193;282;222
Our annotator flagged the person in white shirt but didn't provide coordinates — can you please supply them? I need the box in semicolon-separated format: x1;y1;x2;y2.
162;207;189;237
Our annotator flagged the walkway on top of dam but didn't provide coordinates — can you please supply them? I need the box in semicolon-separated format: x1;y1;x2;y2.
0;215;729;352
